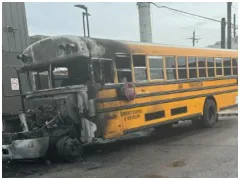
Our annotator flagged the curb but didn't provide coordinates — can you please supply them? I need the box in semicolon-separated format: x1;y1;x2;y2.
217;113;238;117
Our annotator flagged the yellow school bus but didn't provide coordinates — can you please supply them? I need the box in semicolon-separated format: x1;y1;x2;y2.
97;40;238;138
3;36;238;161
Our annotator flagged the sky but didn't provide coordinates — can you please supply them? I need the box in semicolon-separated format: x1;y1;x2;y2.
25;2;238;48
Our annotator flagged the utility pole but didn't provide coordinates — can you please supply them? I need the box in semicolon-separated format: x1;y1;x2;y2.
233;13;236;39
227;2;232;49
137;2;152;43
187;29;201;47
221;17;226;49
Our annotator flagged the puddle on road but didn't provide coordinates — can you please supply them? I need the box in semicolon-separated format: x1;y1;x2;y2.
168;160;186;168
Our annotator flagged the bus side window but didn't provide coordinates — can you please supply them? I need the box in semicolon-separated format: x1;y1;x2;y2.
215;57;223;76
132;55;147;82
115;55;132;83
93;60;114;84
102;61;114;83
232;58;238;75
177;56;187;79
166;56;176;80
207;57;214;77
198;57;206;78
148;56;164;80
223;57;231;76
93;61;102;83
188;57;197;79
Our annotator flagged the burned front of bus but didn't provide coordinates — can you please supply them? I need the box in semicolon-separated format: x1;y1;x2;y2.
2;36;110;161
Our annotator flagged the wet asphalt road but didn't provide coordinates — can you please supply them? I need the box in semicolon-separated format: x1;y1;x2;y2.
3;116;238;178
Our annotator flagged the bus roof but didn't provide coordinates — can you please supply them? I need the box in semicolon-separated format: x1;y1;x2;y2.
19;35;238;70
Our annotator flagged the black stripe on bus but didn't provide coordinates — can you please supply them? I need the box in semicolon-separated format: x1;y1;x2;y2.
102;76;237;89
97;83;237;103
145;110;165;121
123;113;201;134
171;106;188;116
98;89;237;113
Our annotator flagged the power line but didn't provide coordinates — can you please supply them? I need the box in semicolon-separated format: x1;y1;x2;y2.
149;2;236;28
150;2;221;22
153;3;203;21
166;8;205;21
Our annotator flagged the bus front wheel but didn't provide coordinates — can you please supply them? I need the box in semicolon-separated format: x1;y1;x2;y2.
56;136;83;162
202;99;217;128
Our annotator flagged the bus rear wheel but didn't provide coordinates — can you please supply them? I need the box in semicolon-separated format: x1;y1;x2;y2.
202;99;217;128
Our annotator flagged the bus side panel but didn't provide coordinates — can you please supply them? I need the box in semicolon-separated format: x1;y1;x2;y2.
98;110;123;139
99;90;237;139
98;97;205;139
97;79;237;139
98;79;237;99
120;97;206;133
98;86;237;110
215;91;238;110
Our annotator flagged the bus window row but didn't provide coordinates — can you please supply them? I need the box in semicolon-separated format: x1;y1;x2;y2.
115;55;238;83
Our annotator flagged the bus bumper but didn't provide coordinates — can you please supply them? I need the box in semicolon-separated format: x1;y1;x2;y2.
2;137;49;162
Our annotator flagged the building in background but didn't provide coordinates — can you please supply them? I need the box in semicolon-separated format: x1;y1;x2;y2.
207;36;238;50
2;2;29;114
29;35;49;45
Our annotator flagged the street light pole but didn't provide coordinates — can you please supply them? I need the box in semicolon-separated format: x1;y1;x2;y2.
82;12;86;37
85;8;90;37
74;4;90;37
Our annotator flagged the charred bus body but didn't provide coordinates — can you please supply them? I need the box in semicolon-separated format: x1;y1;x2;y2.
2;36;131;161
2;35;238;161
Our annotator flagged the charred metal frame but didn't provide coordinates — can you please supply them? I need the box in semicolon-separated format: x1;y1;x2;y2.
2;35;131;161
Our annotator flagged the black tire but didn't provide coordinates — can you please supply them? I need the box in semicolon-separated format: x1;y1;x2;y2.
56;136;83;162
202;99;217;128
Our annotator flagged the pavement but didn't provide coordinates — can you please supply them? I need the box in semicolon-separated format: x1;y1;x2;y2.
218;107;238;116
2;113;238;178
